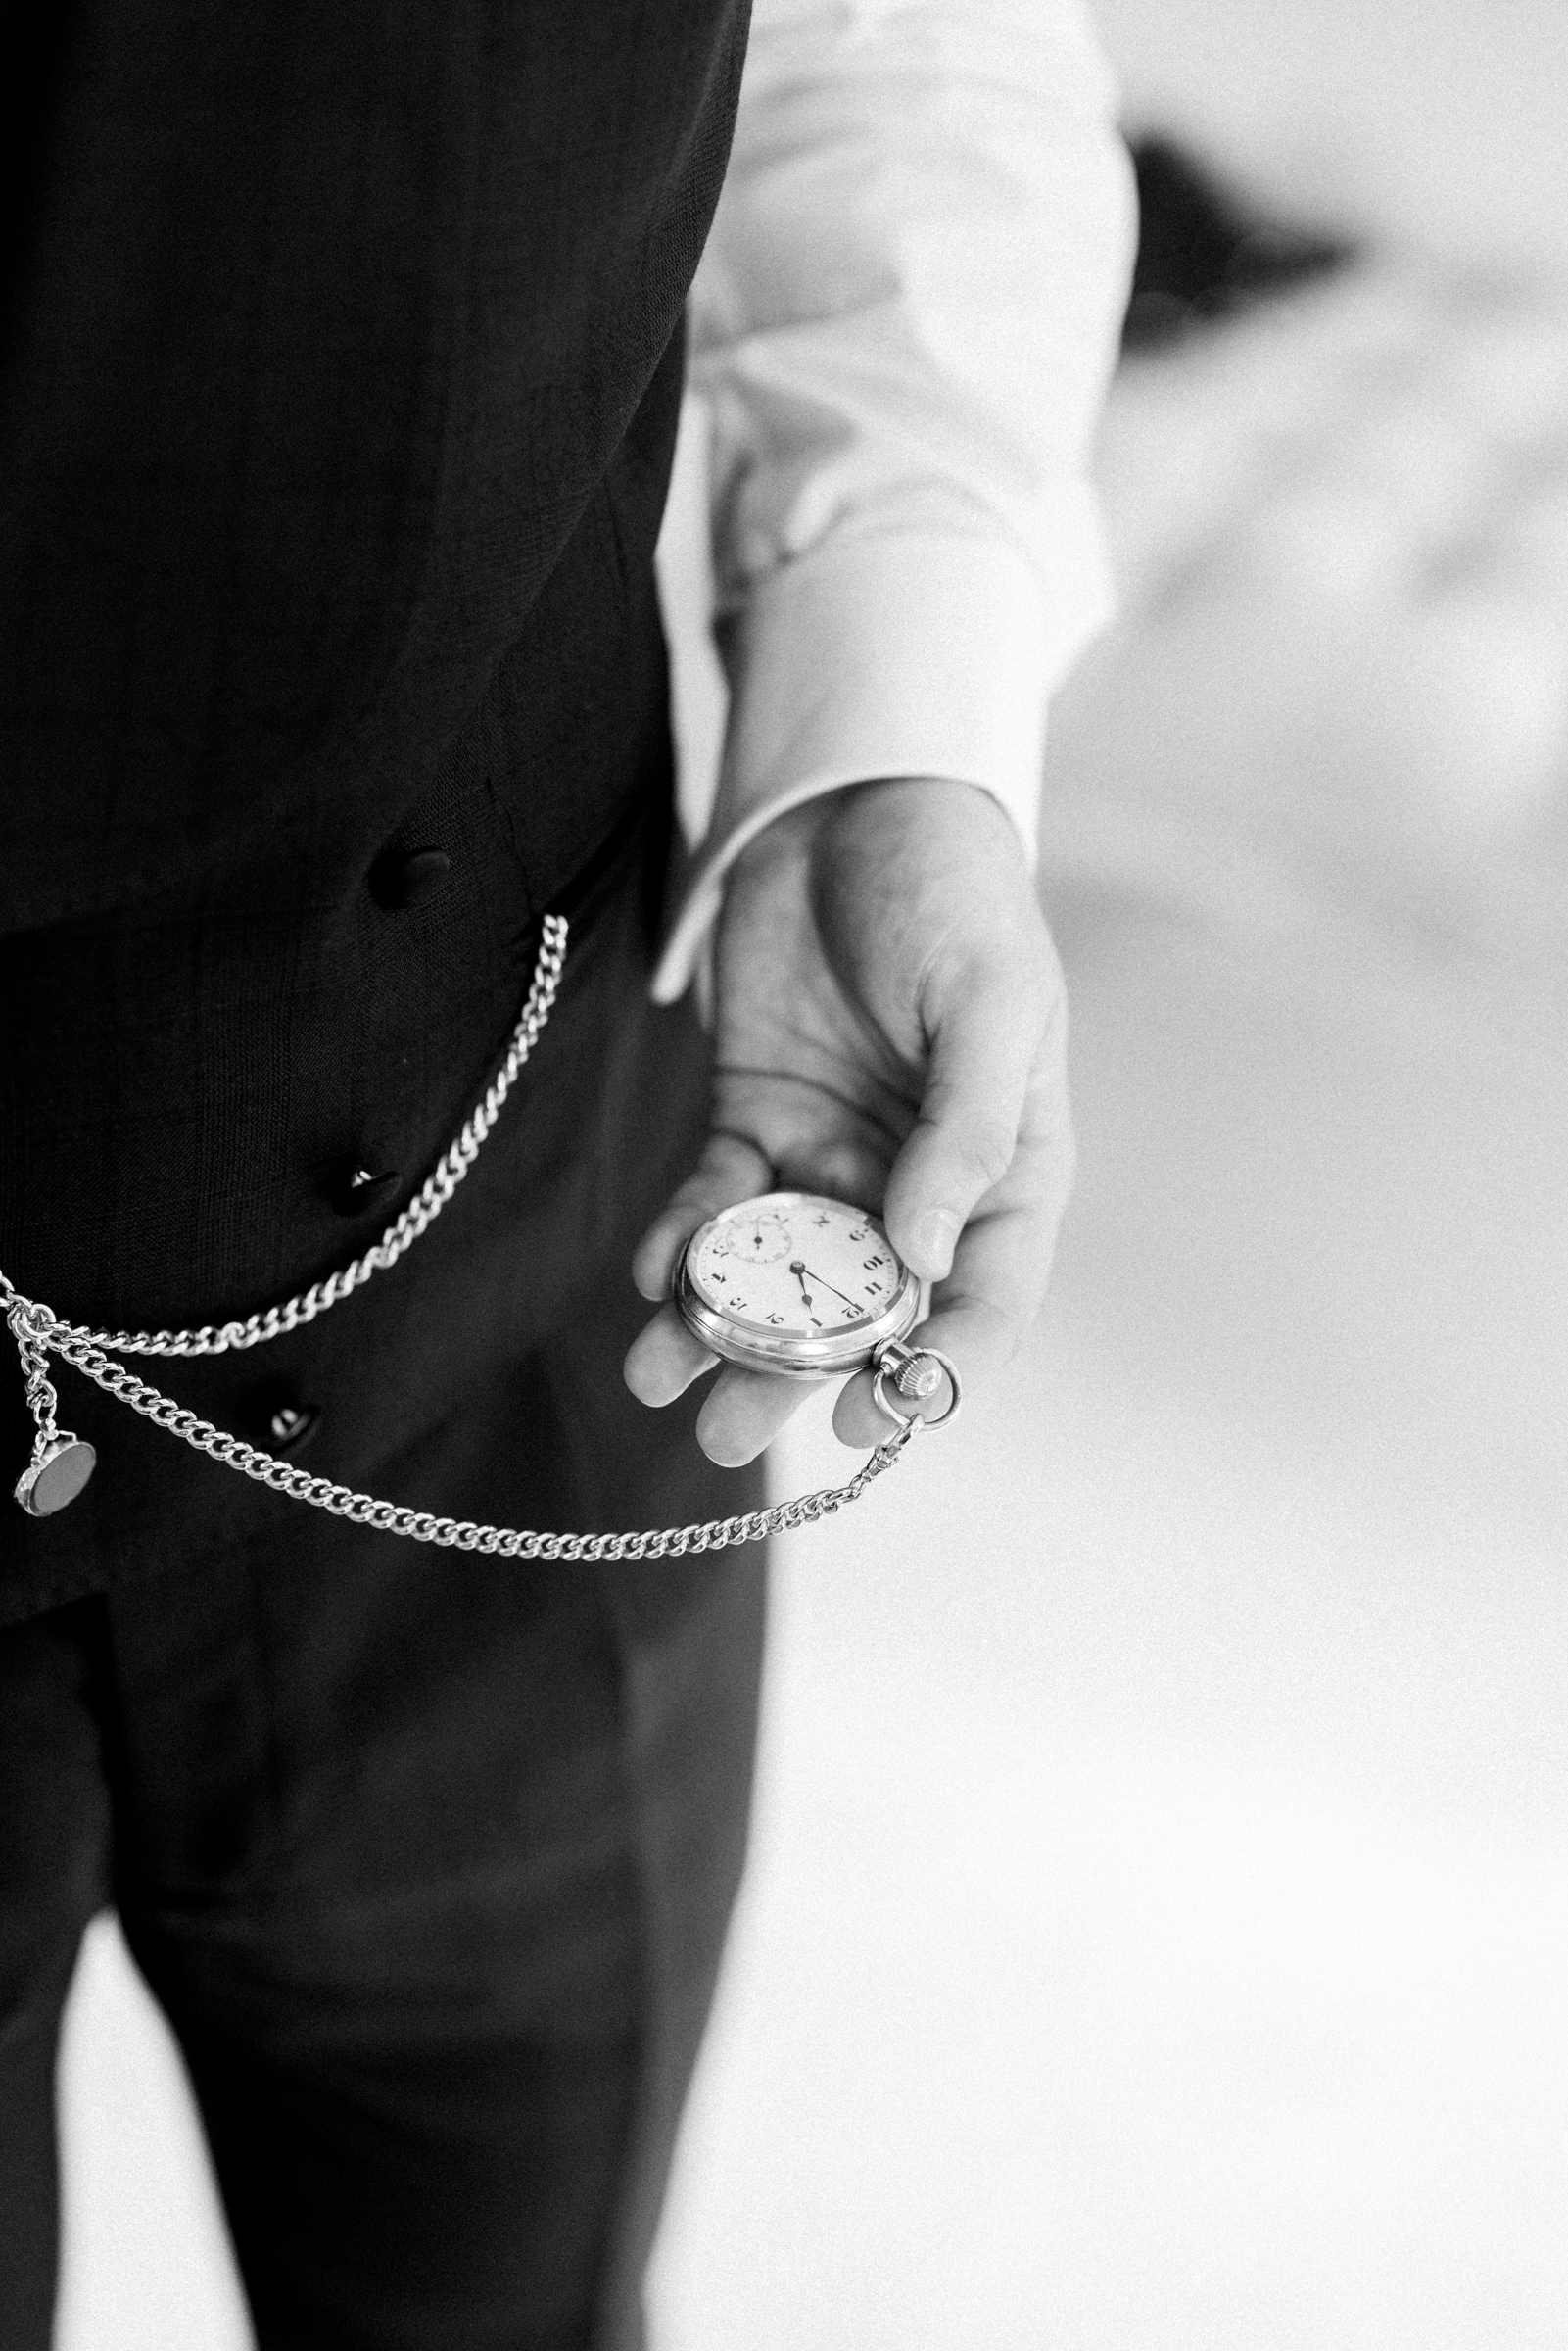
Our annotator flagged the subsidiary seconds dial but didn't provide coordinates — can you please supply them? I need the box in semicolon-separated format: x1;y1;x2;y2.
676;1191;923;1380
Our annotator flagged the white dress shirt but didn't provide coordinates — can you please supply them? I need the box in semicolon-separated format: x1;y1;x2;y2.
652;0;1136;1000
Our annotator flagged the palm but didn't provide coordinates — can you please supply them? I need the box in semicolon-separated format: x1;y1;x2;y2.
707;787;936;1207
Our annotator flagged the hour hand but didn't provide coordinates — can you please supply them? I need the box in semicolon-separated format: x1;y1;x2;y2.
788;1261;823;1328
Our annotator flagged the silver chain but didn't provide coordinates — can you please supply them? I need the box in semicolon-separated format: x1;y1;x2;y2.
40;913;569;1360
6;1293;64;1450
2;909;923;1550
19;1316;921;1557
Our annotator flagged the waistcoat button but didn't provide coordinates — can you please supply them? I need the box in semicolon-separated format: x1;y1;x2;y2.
333;1166;400;1217
368;845;451;910
268;1402;322;1456
245;1382;324;1456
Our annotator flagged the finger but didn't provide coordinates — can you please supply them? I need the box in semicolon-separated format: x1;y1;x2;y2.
632;1129;774;1301
832;1128;1072;1449
881;954;1063;1283
624;1310;823;1462
623;1303;719;1406
695;1363;828;1467
834;1366;898;1449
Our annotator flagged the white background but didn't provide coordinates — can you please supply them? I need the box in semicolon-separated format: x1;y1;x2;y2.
55;2;1568;2342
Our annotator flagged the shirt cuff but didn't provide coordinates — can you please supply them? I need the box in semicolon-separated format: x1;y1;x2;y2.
651;515;1112;1002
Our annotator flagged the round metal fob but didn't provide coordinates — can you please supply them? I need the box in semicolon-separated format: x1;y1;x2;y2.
15;1436;97;1517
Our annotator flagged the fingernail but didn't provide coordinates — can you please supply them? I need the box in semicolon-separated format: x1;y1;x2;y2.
912;1208;961;1276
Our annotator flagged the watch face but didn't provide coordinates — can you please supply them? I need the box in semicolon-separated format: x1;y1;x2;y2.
678;1191;921;1377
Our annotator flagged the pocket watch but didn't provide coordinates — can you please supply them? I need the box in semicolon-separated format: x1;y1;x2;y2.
675;1190;962;1427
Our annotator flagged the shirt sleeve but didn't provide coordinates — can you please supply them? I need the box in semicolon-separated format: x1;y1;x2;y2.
651;0;1137;1002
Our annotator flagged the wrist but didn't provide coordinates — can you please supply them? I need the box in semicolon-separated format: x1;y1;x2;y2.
734;771;1025;882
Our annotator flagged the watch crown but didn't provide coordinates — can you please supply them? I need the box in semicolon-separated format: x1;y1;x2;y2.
894;1357;942;1400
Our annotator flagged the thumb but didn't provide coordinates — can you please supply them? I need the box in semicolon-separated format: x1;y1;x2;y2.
881;955;1048;1281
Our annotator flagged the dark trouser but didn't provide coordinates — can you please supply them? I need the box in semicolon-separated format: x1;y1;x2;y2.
0;804;766;2348
0;1402;764;2351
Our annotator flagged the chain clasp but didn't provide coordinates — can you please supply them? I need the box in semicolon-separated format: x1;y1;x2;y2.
870;1337;963;1433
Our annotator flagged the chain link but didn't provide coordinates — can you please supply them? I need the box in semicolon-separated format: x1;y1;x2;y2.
2;908;926;1550
4;1292;64;1451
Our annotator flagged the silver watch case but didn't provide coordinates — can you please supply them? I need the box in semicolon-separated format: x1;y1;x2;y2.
675;1195;922;1380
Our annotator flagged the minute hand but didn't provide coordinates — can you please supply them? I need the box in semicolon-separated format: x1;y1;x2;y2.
798;1262;863;1312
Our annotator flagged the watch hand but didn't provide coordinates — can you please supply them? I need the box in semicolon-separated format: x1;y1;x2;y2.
788;1262;824;1329
798;1262;860;1312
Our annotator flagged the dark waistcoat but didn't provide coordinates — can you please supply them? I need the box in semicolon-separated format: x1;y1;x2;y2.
0;0;751;1617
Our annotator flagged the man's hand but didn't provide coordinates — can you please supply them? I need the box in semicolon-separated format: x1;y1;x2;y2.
623;776;1074;1463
